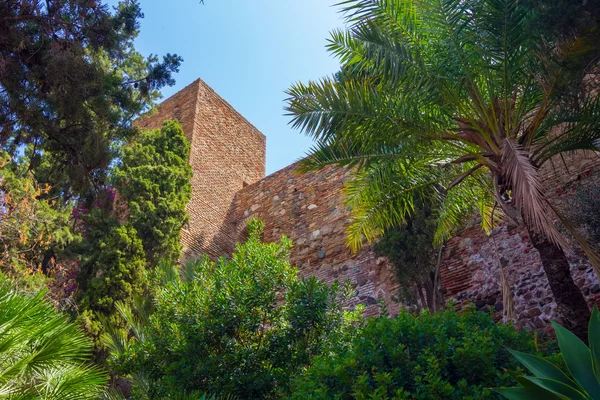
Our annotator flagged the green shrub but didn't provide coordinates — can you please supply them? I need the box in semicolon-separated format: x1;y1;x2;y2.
110;218;359;399
288;306;538;399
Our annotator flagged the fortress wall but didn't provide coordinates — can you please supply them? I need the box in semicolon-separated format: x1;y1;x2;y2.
141;79;600;332
232;163;400;317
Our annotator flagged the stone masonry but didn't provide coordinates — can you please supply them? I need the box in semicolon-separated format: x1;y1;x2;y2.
232;162;399;317
140;78;600;329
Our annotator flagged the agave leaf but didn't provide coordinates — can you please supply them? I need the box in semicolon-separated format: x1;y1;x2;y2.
505;369;541;388
524;377;589;400
507;349;576;387
552;321;600;398
495;387;567;399
591;305;600;382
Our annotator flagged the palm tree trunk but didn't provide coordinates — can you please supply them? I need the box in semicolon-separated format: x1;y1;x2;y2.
526;226;590;342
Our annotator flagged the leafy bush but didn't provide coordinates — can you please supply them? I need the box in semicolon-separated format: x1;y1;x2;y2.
0;274;108;399
288;306;538;399
110;218;359;399
497;305;600;399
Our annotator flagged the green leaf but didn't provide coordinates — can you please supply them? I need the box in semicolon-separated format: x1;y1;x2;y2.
524;377;589;400
590;305;600;383
507;349;576;388
495;387;566;400
552;321;600;398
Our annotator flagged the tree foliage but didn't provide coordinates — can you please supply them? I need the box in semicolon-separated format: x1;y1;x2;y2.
75;121;191;350
286;0;600;251
114;120;192;267
0;0;182;198
0;274;108;399
107;218;360;400
0;150;74;290
373;195;443;311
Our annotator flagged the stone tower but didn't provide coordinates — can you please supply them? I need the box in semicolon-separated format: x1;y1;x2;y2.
136;78;266;258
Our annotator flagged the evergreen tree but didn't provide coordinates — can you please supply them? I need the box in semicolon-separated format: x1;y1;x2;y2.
75;121;192;354
373;195;443;311
114;120;193;267
0;0;182;198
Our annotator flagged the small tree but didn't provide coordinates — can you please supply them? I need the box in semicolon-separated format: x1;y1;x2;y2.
373;196;443;311
108;218;359;400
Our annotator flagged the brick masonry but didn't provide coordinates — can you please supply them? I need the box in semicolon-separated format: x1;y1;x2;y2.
137;79;265;259
141;78;600;329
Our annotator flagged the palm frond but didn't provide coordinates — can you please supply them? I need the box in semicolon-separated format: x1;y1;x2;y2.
0;276;108;398
433;174;491;245
501;138;565;246
534;95;600;164
343;159;442;251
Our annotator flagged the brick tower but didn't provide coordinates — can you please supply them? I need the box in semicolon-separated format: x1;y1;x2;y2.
136;78;266;258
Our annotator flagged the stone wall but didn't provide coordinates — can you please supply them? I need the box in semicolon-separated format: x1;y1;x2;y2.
232;162;399;317
137;79;266;259
440;153;600;331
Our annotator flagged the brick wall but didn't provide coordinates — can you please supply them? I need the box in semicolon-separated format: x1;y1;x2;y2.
232;162;400;317
137;78;266;259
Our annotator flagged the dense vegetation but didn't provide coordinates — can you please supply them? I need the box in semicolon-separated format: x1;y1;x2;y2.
289;307;538;399
76;120;192;352
107;219;359;399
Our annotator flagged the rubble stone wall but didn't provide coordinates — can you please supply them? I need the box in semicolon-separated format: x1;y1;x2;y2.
142;79;600;332
232;162;399;317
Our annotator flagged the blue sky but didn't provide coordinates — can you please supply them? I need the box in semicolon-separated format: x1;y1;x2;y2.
126;1;344;174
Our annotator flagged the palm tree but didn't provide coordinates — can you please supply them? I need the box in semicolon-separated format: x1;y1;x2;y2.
285;0;600;339
0;275;108;399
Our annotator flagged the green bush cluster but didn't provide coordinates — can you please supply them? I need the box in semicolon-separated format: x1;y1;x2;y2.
288;306;538;400
110;218;360;399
